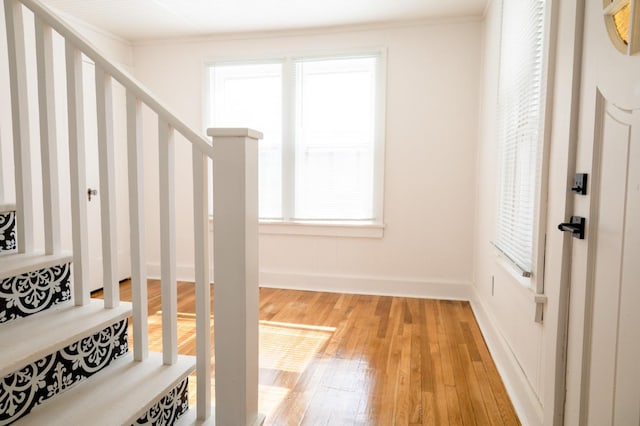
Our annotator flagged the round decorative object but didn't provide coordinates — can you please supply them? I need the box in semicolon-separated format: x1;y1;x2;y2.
603;0;638;55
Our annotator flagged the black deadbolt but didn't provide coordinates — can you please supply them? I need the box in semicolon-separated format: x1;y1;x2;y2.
571;173;588;195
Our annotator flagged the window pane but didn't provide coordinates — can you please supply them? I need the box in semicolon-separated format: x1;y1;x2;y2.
613;2;631;45
294;57;376;220
210;63;283;218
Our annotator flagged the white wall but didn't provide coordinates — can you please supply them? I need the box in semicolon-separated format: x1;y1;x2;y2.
472;0;546;423
472;1;587;425
132;20;483;296
0;4;133;280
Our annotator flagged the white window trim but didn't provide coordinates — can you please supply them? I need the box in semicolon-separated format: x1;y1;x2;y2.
529;0;555;295
208;217;384;238
203;48;388;236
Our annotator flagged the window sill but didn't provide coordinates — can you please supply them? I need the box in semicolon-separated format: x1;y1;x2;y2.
208;217;385;238
495;254;533;289
491;244;535;293
261;220;385;238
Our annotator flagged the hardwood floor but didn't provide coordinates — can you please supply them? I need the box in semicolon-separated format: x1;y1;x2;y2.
95;281;520;425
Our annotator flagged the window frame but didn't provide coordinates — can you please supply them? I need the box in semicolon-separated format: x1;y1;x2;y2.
493;0;554;294
603;0;640;55
204;49;387;236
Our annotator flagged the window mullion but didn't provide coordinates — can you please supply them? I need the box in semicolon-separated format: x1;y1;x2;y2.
282;57;296;221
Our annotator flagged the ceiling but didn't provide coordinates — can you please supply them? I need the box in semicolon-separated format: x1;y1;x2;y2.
41;0;487;42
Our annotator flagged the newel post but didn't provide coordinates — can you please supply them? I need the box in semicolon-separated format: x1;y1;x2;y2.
209;128;264;426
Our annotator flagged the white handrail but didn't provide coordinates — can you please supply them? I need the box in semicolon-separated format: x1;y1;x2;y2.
18;0;214;159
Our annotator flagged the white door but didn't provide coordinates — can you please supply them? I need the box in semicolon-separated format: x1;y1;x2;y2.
565;1;640;424
82;59;103;293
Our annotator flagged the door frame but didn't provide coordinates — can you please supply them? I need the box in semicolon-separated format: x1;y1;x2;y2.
538;0;586;424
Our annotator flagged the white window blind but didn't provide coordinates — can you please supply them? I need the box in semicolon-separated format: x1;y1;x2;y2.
495;0;546;275
207;54;382;222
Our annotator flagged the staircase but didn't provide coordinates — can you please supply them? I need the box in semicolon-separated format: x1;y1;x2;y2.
0;206;16;254
1;0;262;424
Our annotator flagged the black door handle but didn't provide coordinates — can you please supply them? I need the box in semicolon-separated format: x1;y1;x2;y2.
558;216;585;239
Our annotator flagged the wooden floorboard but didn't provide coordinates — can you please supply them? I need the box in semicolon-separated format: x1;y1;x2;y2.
95;281;520;425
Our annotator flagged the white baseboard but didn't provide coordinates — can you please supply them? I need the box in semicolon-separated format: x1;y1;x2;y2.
146;263;213;283
468;286;544;426
259;270;473;300
146;264;472;300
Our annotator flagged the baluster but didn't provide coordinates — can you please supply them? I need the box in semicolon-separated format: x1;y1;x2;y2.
127;90;148;361
95;66;119;308
192;147;211;419
159;118;177;365
210;128;262;425
65;43;90;306
4;0;33;254
35;17;61;255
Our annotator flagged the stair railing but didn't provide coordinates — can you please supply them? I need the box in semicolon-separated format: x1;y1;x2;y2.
3;0;261;423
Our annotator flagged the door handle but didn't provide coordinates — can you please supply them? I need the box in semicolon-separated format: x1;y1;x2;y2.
558;216;585;239
87;188;98;202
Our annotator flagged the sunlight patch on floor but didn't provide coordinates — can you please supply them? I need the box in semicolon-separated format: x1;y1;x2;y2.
127;306;338;417
258;384;291;418
259;321;335;373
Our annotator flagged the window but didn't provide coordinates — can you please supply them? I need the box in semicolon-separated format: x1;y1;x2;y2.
603;0;640;55
207;53;384;224
494;0;546;276
612;2;631;44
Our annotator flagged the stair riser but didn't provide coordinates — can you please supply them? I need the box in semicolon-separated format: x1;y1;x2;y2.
0;319;129;424
0;263;71;324
0;211;16;254
133;377;189;426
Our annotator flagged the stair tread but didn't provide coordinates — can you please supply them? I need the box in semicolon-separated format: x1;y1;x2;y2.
174;406;216;426
0;298;132;377
14;352;196;426
0;203;16;213
0;251;73;280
